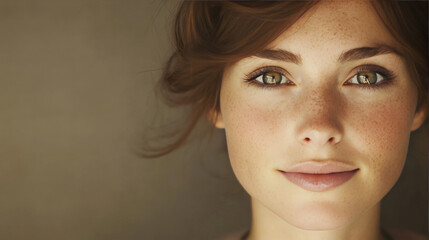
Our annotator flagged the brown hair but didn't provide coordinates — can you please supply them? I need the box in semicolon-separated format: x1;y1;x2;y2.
144;1;428;158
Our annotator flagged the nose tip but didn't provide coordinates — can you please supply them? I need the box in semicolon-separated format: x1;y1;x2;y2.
301;129;341;146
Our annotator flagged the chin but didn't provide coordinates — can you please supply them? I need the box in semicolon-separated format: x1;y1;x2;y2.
279;202;358;231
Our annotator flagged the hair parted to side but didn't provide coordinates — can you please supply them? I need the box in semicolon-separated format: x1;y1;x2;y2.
144;1;428;158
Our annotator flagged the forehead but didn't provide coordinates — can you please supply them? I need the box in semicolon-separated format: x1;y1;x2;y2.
267;0;399;56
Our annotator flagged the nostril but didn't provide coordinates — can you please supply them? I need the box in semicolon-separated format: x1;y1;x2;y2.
303;136;337;145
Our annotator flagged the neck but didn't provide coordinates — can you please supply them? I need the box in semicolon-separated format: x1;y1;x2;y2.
247;198;387;240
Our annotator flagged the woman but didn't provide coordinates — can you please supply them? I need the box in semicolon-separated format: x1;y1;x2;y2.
151;1;428;239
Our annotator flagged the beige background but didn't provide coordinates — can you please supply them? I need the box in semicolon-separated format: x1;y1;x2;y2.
0;1;427;239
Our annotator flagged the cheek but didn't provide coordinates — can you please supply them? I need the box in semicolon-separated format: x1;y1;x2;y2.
351;98;412;153
220;89;287;183
347;92;415;193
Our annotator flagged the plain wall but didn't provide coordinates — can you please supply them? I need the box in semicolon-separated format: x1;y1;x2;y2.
0;1;427;239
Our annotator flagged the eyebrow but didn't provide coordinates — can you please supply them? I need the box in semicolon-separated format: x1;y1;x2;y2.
253;45;400;65
254;49;302;64
337;45;401;62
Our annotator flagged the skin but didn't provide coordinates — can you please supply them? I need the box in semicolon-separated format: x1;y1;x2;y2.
212;1;427;240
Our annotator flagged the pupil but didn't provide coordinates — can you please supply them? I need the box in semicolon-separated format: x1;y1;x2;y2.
264;72;280;84
357;71;376;84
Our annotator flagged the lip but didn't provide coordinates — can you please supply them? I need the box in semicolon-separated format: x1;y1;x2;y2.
285;161;358;174
280;161;359;192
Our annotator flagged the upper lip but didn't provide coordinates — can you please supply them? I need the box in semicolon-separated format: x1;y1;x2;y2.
281;160;359;174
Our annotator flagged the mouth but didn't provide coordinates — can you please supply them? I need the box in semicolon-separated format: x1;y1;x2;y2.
279;169;359;192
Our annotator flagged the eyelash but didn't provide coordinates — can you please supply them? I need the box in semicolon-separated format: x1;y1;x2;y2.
346;65;396;90
244;66;292;90
244;65;396;90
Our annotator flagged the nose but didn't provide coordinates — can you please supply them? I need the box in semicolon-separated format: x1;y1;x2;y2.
295;89;343;147
301;127;341;146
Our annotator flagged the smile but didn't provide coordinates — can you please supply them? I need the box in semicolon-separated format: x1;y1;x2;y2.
280;169;359;192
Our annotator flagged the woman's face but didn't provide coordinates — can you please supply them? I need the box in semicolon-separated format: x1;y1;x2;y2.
213;0;427;230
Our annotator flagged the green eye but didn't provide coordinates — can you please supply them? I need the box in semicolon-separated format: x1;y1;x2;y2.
256;72;287;85
350;71;384;85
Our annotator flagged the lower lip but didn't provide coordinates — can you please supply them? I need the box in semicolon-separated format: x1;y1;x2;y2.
281;169;358;192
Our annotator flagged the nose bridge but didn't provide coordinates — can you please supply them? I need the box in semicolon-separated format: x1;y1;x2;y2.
305;87;337;118
296;86;343;146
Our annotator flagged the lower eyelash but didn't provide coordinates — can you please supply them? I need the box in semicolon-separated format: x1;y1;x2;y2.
245;79;283;90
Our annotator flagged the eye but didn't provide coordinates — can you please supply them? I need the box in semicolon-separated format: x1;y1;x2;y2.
244;66;294;88
348;70;384;85
345;65;396;89
255;71;288;85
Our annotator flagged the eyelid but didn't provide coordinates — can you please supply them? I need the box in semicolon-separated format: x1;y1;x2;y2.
244;66;292;84
344;64;396;87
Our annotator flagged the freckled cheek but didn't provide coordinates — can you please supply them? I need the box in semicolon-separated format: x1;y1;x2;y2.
222;94;285;176
352;103;409;150
223;95;284;147
350;98;413;182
